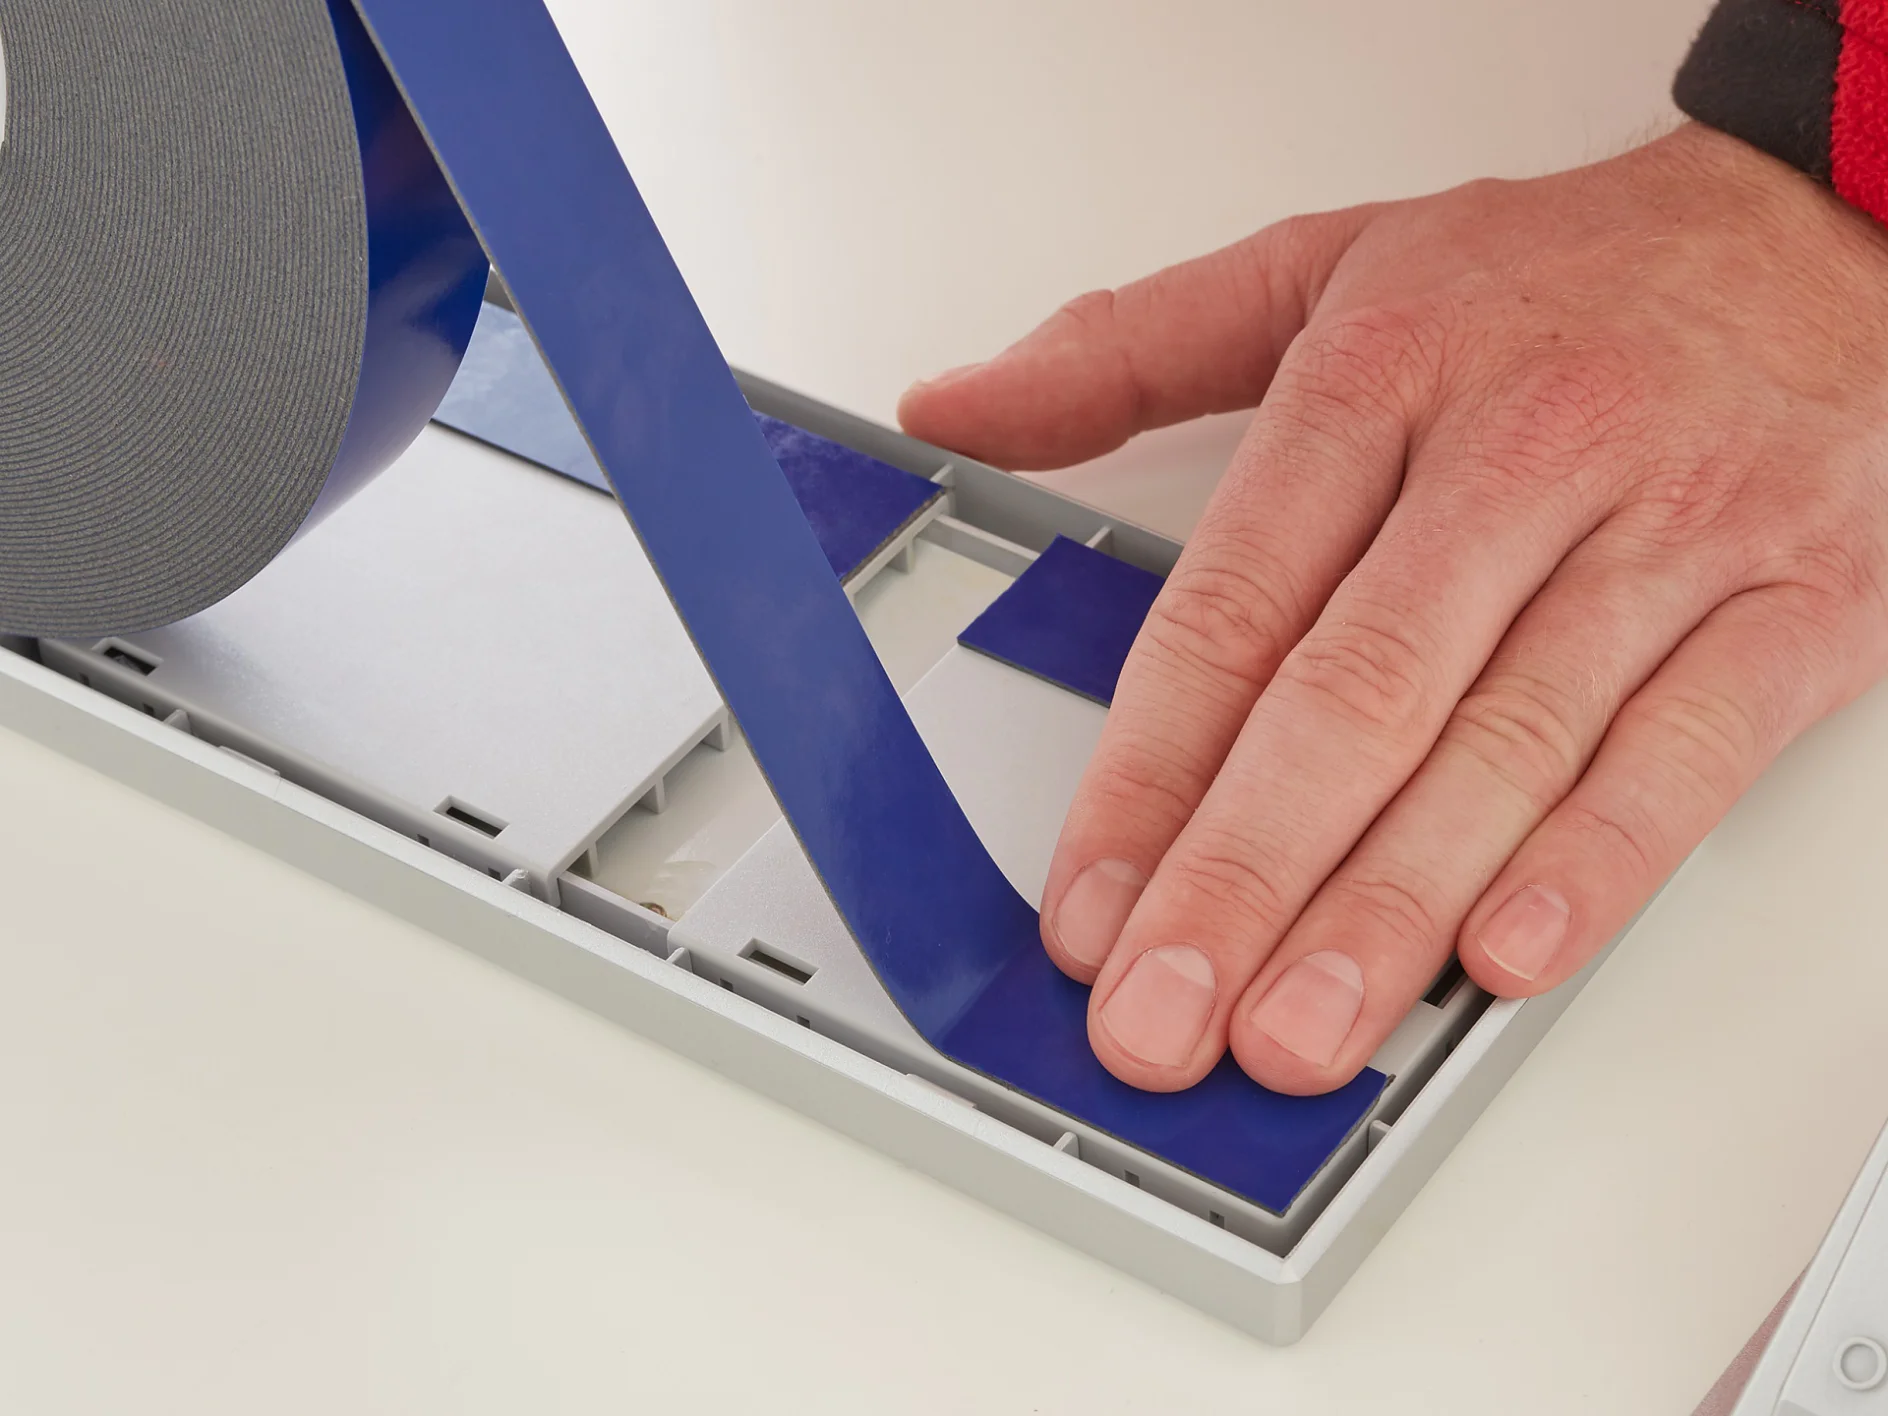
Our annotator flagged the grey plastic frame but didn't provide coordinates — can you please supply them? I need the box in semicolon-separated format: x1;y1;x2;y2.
0;379;1628;1343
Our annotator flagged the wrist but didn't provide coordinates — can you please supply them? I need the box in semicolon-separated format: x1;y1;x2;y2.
1675;0;1888;229
1639;121;1888;267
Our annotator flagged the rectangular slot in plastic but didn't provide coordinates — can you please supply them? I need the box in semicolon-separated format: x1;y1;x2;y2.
95;640;157;676
438;799;508;838
1423;959;1467;1009
740;940;817;986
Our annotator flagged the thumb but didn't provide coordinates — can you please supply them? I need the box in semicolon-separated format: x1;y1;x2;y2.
897;204;1379;471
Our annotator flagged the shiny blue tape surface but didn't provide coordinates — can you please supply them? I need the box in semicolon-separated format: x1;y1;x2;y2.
434;301;600;488
312;0;487;529
435;301;941;582
352;0;1382;1214
960;535;1166;705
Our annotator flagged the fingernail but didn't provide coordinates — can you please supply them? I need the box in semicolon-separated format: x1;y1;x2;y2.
1247;950;1365;1067
1476;884;1571;981
1095;944;1217;1069
905;361;982;394
1051;859;1147;971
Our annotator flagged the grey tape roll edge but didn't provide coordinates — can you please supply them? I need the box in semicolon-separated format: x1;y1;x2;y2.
0;0;485;637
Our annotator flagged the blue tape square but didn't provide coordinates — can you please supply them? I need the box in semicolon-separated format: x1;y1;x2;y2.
958;535;1165;705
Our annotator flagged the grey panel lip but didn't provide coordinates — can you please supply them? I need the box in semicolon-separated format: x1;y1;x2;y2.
35;637;551;892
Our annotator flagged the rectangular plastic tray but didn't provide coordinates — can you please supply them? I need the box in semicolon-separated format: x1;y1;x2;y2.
0;372;1631;1342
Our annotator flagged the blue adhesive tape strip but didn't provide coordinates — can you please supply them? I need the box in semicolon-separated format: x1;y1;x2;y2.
352;0;1382;1214
435;301;941;582
960;535;1166;705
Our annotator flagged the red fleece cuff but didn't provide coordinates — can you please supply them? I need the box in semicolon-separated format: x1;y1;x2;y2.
1835;0;1888;222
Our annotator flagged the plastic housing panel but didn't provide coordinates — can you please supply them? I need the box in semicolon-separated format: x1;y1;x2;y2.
0;381;1643;1341
581;536;1016;920
0;631;1633;1342
40;425;725;893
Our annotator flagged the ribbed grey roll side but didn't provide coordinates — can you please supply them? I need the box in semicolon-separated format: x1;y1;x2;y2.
0;0;365;637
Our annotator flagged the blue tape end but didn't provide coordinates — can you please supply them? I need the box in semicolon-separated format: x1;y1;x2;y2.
949;944;1387;1214
958;534;1165;704
949;536;1382;1211
434;302;940;582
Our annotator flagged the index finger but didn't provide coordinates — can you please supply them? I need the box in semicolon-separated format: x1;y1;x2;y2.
897;205;1382;470
1083;414;1606;1091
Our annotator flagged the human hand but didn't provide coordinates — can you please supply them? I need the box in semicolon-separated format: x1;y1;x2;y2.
899;123;1888;1097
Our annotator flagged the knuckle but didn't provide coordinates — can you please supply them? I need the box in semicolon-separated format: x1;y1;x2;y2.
1260;211;1339;270
1452;176;1512;206
1446;673;1591;800
1162;828;1296;937
1553;798;1662;883
1743;579;1884;706
1618;455;1750;545
1141;558;1298;697
1323;870;1445;953
1779;533;1887;614
1627;686;1761;804
1276;618;1436;741
1285;305;1432;413
1302;305;1421;370
1050;287;1121;339
1040;289;1139;421
1082;746;1210;840
1471;348;1649;491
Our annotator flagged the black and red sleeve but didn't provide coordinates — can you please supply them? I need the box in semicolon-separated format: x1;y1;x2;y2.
1676;0;1888;225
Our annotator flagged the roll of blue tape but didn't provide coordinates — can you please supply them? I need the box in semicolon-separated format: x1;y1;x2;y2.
0;0;486;636
0;0;1384;1214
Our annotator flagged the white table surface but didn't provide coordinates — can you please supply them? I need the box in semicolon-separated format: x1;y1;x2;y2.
9;2;1874;1411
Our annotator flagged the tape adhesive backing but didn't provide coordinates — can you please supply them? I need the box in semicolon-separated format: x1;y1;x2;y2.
0;0;487;636
0;0;1383;1212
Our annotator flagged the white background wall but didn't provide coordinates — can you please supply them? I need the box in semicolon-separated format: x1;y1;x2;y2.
576;1;1712;423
